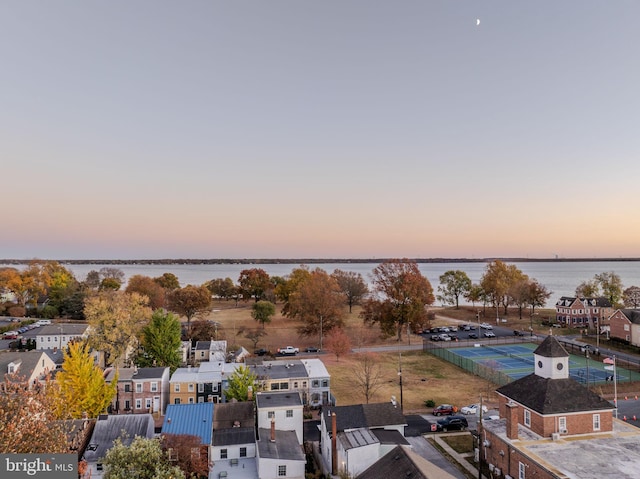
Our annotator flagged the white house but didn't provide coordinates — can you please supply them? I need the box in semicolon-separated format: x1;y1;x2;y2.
36;323;89;350
256;391;304;445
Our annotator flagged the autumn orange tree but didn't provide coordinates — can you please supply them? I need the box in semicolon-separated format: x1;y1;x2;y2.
126;274;168;309
51;341;117;419
0;376;68;453
361;259;434;341
161;434;209;478
285;268;345;349
238;268;271;302
324;327;352;361
480;260;527;316
167;285;212;340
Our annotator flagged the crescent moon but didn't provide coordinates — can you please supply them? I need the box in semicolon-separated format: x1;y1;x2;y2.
476;19;480;26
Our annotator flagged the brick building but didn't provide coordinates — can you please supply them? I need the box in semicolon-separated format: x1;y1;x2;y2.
608;308;640;345
555;296;612;329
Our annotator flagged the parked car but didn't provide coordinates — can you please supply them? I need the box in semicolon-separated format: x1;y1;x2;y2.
480;323;493;329
462;324;472;331
305;346;319;353
468;333;478;339
36;319;51;326
484;331;496;338
448;325;458;332
433;404;456;416
438;334;452;342
254;348;270;356
513;330;525;336
460;403;489;415
580;345;595;354
277;346;299;356
2;331;19;339
436;415;468;431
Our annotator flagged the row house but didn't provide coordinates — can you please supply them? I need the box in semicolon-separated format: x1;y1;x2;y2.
36;323;90;351
555;296;612;329
105;367;170;415
608;308;640;346
161;402;213;470
246;358;332;407
478;336;640;479
169;362;244;405
193;340;227;364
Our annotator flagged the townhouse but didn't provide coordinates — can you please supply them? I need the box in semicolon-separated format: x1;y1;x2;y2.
555;296;612;329
608;308;640;345
105;366;170;415
36;323;90;350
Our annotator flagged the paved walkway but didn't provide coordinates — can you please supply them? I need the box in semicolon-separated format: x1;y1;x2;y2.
432;432;487;479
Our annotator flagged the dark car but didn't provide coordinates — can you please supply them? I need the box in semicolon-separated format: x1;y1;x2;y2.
436;415;468;432
514;330;525;336
305;346;319;353
468;333;478;339
254;348;270;356
433;404;455;416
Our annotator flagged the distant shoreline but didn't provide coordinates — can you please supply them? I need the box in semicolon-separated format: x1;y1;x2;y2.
2;257;640;265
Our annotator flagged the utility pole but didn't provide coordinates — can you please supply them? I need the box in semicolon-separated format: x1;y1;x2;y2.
478;394;483;479
398;352;404;413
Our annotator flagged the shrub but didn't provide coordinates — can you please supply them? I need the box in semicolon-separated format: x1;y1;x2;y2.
424;399;435;407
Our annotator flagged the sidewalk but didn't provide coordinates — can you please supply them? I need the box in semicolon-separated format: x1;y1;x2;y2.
432;432;487;479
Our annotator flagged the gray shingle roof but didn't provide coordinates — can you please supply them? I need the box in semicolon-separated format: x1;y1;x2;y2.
323;402;407;432
356;446;427;479
213;402;255;430
619;309;640;324
83;414;155;463
257;428;305;461
212;427;255;446
533;335;569;358
496;374;613;415
256;391;303;409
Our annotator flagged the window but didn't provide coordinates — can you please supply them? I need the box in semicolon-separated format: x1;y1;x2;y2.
150;382;158;392
145;398;152;409
286;409;293;418
280;382;289;390
624;324;630;331
524;409;531;427
135;399;142;409
188;384;194;392
198;383;204;393
271;383;280;391
188;397;194;404
321;379;328;388
278;465;286;476
312;380;320;388
518;462;526;479
220;449;228;459
174;384;180;392
303;381;307;388
198;397;204;403
125;384;131;392
136;383;142;393
293;381;298;388
240;447;247;458
124;400;131;410
174;398;181;404
268;411;275;419
593;414;601;431
212;382;218;392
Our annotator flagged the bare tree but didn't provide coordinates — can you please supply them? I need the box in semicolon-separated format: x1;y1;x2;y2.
351;353;386;404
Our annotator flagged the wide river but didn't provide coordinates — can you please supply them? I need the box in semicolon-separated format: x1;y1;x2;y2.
5;260;640;306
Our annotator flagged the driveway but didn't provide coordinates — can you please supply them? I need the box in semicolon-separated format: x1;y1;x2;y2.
405;436;469;479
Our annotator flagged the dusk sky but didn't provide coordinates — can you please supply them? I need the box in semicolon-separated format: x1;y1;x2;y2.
2;2;639;260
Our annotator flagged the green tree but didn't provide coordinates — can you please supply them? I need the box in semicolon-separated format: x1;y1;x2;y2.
360;259;434;341
138;309;182;372
437;270;472;309
84;291;153;366
465;283;485;309
575;279;599;297
595;271;623;307
276;266;311;314
285;268;345;348
206;277;238;301
480;260;527;316
251;300;276;329
238;268;271;302
332;269;369;313
225;365;258;402
167;285;212;340
52;341;117;419
154;272;180;290
103;436;185;479
525;279;552;316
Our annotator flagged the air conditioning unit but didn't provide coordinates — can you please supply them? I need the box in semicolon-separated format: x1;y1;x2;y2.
552;432;560;441
488;464;495;472
560;429;568;434
495;468;502;476
483;439;491;448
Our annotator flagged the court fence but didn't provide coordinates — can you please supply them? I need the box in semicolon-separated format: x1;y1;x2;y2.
422;336;540;386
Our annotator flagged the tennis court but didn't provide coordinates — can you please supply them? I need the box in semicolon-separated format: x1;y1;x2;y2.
451;343;640;385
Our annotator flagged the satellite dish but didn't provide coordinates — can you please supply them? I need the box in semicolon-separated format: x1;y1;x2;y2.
476;19;480;26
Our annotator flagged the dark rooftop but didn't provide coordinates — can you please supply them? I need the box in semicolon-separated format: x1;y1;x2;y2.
534;335;569;358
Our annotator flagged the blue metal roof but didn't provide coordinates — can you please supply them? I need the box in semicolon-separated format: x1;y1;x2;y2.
162;403;214;445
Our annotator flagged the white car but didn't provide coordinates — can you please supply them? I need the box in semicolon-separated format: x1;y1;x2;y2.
480;323;493;330
460;404;489;415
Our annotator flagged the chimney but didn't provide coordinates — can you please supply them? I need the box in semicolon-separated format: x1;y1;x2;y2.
247;385;253;401
506;402;519;440
270;418;276;442
331;412;338;476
